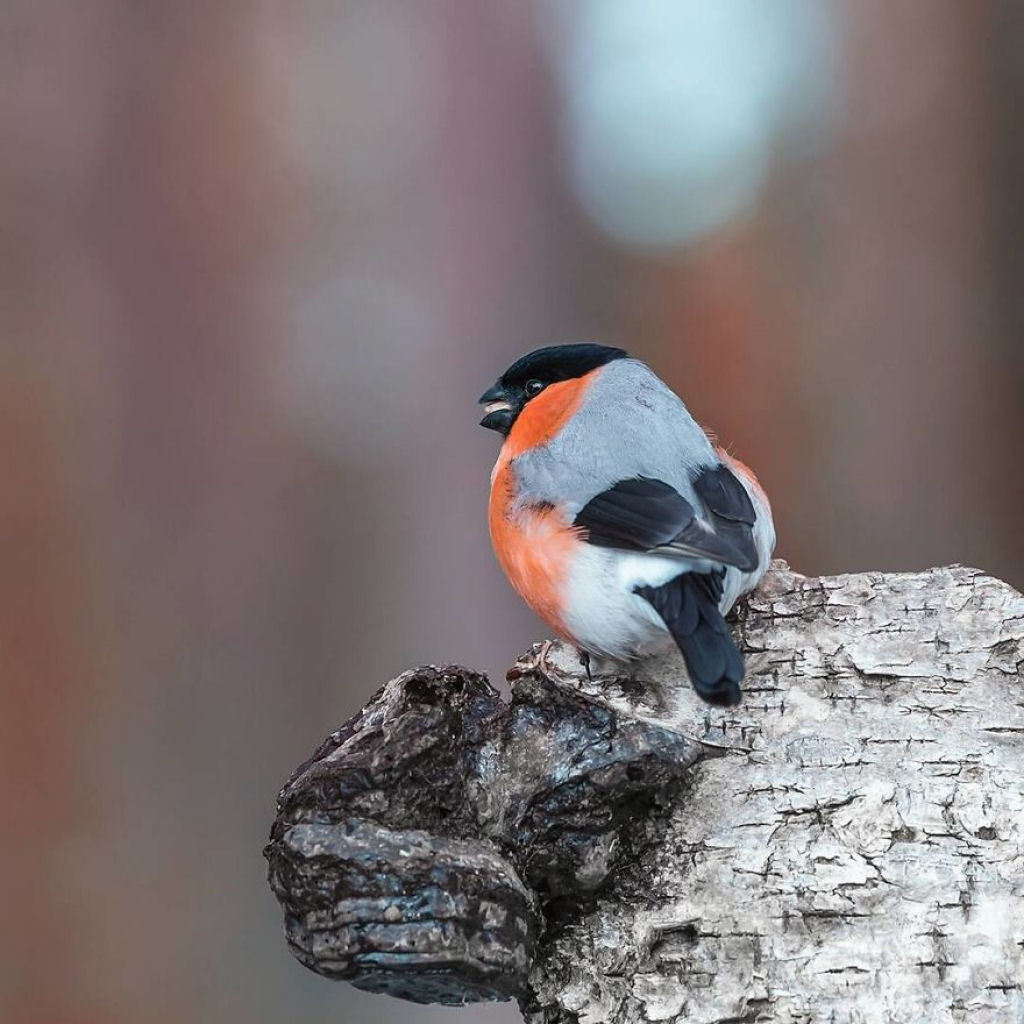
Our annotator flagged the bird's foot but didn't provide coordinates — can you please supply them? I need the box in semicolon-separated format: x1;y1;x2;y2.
507;640;563;687
509;641;592;694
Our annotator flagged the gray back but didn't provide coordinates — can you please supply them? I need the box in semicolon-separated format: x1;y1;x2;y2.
511;359;717;515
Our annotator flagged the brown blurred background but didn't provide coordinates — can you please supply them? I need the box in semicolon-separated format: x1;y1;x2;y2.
2;2;1022;1022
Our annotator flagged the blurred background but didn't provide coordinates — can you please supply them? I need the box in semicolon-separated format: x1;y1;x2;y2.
3;1;1022;1022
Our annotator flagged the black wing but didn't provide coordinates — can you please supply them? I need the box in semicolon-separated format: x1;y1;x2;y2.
692;464;759;571
574;469;758;572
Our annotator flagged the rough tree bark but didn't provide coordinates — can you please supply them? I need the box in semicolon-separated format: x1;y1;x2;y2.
266;562;1024;1023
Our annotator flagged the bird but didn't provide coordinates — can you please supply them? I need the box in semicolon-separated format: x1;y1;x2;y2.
478;343;775;706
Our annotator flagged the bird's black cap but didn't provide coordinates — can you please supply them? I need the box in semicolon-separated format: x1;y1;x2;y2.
495;344;628;391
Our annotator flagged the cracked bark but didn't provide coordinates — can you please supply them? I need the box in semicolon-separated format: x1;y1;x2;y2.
266;562;1024;1023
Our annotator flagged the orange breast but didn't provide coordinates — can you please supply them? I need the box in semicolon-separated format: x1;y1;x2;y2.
488;462;579;638
487;371;598;639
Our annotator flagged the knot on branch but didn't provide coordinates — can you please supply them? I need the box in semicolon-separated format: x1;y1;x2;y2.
265;659;701;1005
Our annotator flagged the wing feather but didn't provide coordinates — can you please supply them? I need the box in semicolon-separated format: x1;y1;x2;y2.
574;469;759;572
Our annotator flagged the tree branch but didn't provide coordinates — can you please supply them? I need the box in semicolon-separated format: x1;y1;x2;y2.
265;562;1024;1022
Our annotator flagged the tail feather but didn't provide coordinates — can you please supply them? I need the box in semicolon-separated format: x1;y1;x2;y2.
636;570;744;707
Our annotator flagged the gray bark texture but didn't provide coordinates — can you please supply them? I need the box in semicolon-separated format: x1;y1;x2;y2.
266;562;1024;1023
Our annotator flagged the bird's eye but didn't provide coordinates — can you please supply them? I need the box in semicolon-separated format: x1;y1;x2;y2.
525;379;545;397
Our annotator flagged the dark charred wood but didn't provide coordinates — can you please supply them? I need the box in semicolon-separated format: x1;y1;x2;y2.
265;657;701;1005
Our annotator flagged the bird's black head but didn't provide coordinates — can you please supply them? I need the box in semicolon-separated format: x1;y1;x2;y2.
478;344;628;435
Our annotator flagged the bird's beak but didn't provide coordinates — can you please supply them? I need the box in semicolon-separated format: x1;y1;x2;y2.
478;383;515;434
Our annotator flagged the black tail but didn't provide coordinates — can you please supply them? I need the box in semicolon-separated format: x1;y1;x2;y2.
636;570;743;707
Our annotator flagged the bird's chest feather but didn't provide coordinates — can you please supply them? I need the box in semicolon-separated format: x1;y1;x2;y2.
488;460;578;637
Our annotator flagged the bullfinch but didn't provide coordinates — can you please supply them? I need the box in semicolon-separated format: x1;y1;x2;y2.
479;344;775;707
